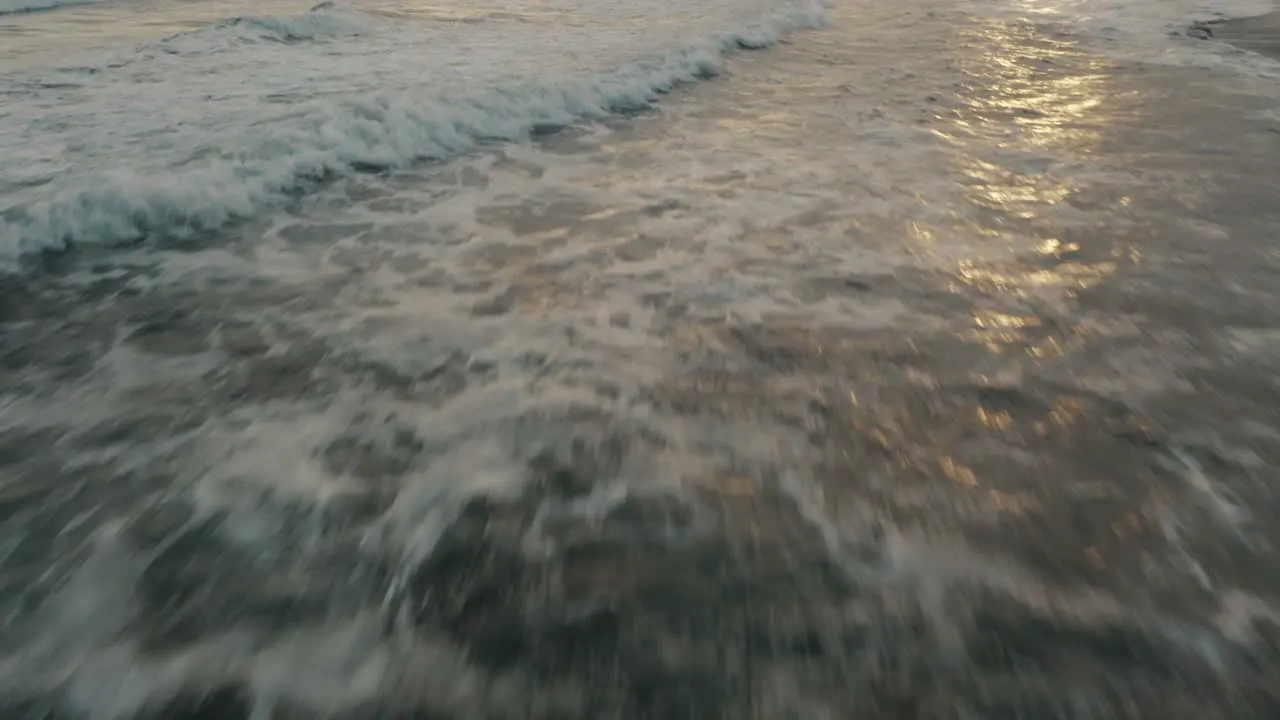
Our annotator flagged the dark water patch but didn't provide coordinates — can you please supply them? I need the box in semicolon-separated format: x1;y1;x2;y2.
0;426;65;471
796;273;884;301
0;317;116;385
330;347;497;405
73;409;207;451
412;538;539;672
471;286;520;317
125;499;198;549
321;419;428;482
397;449;861;717
0;697;72;720
126;304;216;356
601;495;697;538
527;450;596;501
967;604;1178;676
723;324;834;374
131;507;387;652
1207;13;1280;60
201;339;336;405
214;321;272;358
149;686;254;720
277;222;373;246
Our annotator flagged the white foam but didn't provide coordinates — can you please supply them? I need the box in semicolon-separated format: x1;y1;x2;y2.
0;0;826;268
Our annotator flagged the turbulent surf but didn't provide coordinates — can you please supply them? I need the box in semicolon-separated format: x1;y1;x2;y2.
5;0;1280;718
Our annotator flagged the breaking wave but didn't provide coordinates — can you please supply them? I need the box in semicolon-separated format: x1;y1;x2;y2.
0;0;826;267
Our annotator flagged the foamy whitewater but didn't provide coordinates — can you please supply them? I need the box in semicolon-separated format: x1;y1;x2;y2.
5;0;1280;717
0;0;824;264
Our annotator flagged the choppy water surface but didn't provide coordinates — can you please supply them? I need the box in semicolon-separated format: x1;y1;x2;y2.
5;0;1280;717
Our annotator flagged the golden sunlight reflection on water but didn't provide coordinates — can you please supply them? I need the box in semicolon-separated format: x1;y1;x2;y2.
930;22;1145;371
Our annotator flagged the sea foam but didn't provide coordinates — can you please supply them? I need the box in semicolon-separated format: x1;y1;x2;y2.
0;0;826;267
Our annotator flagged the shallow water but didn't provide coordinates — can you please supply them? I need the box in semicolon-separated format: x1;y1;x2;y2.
5;0;1280;718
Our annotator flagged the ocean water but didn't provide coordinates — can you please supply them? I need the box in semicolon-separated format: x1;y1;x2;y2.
5;0;1280;718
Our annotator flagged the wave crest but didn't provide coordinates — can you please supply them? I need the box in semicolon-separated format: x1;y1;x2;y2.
0;1;826;264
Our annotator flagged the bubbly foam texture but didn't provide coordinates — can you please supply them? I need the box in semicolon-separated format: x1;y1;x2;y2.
6;0;1280;716
0;0;825;266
